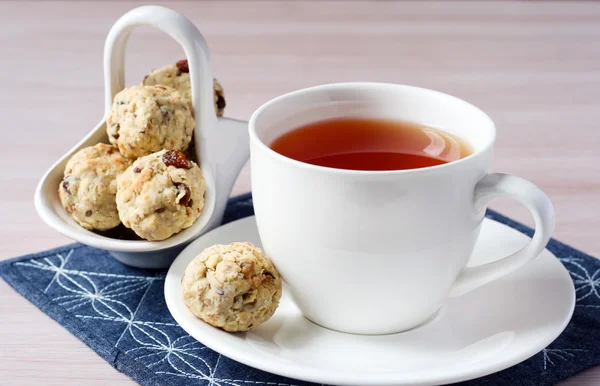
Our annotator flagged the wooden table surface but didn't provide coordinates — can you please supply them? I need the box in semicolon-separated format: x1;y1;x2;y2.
1;1;599;384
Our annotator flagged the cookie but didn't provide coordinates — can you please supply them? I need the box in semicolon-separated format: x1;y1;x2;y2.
107;85;195;160
58;143;129;231
116;149;206;241
181;242;282;332
142;59;226;117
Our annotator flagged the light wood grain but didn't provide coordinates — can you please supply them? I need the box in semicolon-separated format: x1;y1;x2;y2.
0;1;599;385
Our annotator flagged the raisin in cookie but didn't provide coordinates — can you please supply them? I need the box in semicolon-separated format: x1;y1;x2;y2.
107;85;194;159
181;242;282;332
58;143;130;231
116;150;206;241
142;59;226;117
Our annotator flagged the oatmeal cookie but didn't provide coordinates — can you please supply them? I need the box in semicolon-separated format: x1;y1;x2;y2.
116;149;206;241
142;59;226;116
181;242;282;332
107;85;194;159
58;143;129;230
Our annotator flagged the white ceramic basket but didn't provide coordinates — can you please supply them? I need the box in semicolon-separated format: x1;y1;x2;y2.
34;6;250;269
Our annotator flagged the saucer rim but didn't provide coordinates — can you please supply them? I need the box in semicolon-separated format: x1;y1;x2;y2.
165;216;575;386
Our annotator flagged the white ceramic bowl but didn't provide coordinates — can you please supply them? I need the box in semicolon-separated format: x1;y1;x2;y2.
34;6;249;269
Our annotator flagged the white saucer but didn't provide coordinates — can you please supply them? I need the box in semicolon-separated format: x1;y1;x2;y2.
165;216;575;386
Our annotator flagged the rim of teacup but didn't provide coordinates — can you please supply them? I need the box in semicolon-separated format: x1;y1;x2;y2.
249;82;496;176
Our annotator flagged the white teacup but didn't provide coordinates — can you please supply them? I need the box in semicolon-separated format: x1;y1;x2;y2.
249;83;555;335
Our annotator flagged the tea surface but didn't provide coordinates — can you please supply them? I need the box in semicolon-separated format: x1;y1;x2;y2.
270;117;472;171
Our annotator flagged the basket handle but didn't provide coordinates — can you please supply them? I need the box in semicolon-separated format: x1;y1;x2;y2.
103;5;218;140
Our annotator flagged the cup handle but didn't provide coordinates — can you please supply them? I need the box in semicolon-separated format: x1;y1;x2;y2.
448;173;555;297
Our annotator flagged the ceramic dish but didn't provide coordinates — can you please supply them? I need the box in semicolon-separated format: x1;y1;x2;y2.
34;6;249;269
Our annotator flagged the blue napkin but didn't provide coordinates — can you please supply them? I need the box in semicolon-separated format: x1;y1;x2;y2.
2;193;599;386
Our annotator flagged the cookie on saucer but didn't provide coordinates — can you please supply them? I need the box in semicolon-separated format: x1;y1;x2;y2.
181;242;282;332
116;149;206;241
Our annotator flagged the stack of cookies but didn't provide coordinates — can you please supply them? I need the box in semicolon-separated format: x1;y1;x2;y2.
58;60;225;241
